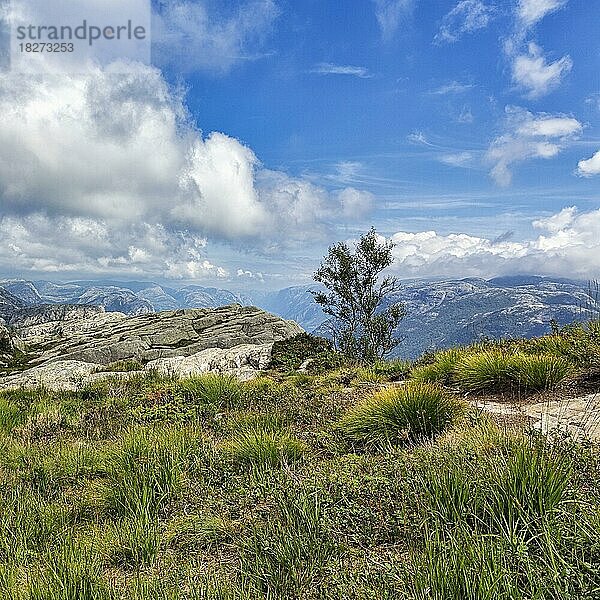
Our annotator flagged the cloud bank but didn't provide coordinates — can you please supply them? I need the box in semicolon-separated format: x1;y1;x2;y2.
390;207;600;279
0;57;373;278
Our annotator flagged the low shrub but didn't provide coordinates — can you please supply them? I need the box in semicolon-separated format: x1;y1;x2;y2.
242;377;285;404
338;381;463;444
270;333;344;374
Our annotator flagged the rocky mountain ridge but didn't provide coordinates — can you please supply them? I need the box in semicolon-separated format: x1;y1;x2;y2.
1;276;597;358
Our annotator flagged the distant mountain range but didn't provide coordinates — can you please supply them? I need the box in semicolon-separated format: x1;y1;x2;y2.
1;276;597;359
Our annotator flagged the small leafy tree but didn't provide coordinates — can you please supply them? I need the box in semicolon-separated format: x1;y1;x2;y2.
312;228;405;363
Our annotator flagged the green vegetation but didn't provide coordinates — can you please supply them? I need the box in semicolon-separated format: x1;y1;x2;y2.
411;348;465;384
0;324;598;598
223;427;308;467
454;350;572;392
313;227;405;362
270;333;344;374
338;381;464;444
410;344;573;393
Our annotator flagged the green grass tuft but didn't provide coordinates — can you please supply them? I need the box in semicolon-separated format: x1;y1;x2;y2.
29;540;111;600
0;397;25;434
174;373;242;407
223;427;308;467
103;426;197;518
239;490;335;596
108;514;161;568
453;350;515;392
454;350;572;393
338;381;463;444
410;348;465;384
509;353;573;391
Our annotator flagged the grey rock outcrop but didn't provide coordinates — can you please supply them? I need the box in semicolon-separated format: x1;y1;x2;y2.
0;304;303;389
475;393;600;443
0;360;99;391
0;323;11;352
10;305;126;346
24;304;302;367
145;343;273;381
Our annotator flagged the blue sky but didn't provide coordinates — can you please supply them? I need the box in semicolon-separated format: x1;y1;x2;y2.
0;0;599;287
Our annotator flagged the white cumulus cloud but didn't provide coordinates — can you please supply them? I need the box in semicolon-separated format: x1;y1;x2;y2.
0;50;372;278
372;0;414;41
517;0;568;27
390;207;600;279
503;1;571;99
337;188;375;219
512;42;572;98
485;106;582;186
576;151;600;177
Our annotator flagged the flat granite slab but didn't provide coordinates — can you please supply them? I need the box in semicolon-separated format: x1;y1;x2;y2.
474;393;600;443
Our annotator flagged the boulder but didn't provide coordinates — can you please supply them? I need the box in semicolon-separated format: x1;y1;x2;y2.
474;394;600;443
145;343;273;381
